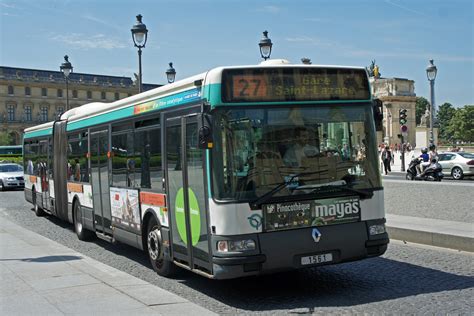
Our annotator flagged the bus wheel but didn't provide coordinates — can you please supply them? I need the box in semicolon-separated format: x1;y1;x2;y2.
73;201;94;241
146;217;175;277
33;189;45;217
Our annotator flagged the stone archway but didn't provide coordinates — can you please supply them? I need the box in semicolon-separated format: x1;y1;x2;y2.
8;130;20;145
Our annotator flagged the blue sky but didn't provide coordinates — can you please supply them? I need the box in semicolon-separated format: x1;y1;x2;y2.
1;0;473;106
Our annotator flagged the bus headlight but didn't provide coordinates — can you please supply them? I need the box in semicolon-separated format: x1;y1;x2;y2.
217;239;256;252
369;224;386;236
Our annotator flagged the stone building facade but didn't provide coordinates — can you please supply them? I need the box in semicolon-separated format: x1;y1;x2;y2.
370;77;417;147
0;66;159;145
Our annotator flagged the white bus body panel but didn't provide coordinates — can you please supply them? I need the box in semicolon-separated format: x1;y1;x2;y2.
49;179;55;198
208;199;263;235
140;204;169;228
24;175;34;190
360;190;384;221
67;182;93;208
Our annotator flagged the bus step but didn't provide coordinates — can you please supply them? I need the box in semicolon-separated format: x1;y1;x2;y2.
96;232;114;243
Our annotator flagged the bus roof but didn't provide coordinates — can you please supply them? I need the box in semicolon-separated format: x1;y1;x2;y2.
24;60;370;138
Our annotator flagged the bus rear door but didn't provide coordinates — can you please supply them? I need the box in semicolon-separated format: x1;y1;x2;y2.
90;128;112;234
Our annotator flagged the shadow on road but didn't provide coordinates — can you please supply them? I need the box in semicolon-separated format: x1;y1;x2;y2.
176;256;474;312
0;255;82;263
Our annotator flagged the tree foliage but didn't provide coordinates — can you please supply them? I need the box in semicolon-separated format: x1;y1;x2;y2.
415;97;430;125
0;132;12;146
436;102;456;141
446;105;474;143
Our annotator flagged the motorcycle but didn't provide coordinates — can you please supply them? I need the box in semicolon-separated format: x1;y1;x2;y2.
406;158;444;181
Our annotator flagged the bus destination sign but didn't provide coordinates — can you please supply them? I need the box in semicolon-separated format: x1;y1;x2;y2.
222;68;370;103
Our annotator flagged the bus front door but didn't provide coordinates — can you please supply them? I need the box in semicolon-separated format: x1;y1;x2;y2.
90;129;112;234
165;115;211;274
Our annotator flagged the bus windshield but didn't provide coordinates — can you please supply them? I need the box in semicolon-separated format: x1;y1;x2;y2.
212;104;381;202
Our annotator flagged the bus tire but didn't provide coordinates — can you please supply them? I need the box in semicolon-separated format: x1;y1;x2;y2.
73;201;95;241
33;188;45;217
146;217;175;277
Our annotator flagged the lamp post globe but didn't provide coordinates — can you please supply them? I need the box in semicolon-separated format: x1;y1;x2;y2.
166;62;176;84
60;55;73;111
426;59;438;147
259;30;273;61
426;59;437;81
131;14;148;93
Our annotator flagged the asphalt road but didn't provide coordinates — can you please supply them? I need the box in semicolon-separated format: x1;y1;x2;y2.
1;189;473;314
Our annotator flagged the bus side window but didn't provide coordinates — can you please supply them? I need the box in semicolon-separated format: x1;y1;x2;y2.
112;132;134;188
134;127;162;192
67;132;90;183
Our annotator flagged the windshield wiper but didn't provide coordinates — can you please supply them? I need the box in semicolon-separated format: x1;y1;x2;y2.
306;184;373;199
250;172;316;209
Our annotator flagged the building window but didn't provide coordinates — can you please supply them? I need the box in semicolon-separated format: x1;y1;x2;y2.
24;106;32;122
115;92;120;100
7;105;15;121
25;87;31;96
72;90;78;99
40;107;48;122
101;91;106;100
8;85;14;95
56;106;64;117
87;90;92;99
42;88;47;97
57;89;63;98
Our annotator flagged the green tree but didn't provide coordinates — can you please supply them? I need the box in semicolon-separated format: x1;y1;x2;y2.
0;132;12;146
446;105;474;143
415;97;430;125
436;102;456;141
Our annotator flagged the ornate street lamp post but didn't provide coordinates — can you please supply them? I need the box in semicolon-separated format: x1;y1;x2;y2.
165;62;176;84
131;14;148;93
426;59;438;147
259;30;273;61
60;55;73;111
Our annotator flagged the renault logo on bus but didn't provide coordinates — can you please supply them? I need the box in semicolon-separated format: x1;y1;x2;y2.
312;228;322;243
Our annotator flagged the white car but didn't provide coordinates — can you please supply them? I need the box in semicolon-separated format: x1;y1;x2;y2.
437;152;474;180
0;163;25;191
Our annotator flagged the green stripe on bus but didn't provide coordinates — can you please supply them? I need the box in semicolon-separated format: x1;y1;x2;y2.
67;88;202;131
67;106;133;131
24;128;53;139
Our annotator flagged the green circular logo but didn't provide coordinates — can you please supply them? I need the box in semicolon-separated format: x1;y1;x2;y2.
175;187;201;246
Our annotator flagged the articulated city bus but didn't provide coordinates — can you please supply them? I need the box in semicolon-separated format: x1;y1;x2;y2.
23;60;388;279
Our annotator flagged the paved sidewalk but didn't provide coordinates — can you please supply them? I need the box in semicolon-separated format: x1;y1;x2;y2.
385;214;474;252
0;217;215;316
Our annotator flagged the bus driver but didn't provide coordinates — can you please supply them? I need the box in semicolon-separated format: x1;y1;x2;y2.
283;128;319;167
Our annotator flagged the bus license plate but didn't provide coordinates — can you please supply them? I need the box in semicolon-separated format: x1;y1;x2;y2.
301;253;333;266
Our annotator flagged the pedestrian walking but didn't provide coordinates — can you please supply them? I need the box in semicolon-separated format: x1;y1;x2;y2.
381;146;392;175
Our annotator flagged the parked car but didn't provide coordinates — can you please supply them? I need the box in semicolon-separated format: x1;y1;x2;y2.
437;152;474;180
0;163;24;191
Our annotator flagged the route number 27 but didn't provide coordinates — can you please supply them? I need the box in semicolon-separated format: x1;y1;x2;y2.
233;76;267;98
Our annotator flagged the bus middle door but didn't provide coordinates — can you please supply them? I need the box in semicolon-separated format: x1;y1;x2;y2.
165;114;211;275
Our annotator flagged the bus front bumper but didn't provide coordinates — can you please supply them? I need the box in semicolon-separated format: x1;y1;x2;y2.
211;220;388;280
